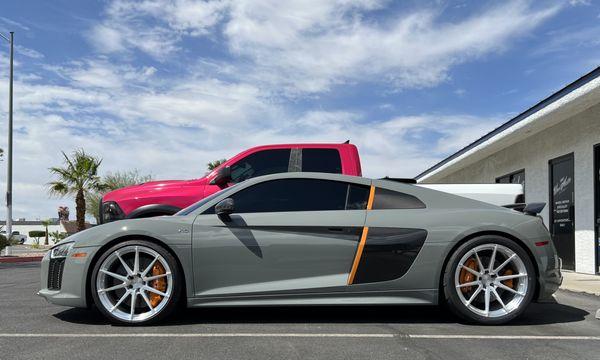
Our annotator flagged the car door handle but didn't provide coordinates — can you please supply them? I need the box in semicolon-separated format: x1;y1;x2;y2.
328;227;345;232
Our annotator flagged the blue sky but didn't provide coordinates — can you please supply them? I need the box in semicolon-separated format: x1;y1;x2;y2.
0;0;599;220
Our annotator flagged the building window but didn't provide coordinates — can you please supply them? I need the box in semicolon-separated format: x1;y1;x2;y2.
496;169;525;201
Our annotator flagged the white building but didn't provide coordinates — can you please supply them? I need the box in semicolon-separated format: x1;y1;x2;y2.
0;219;89;245
416;67;600;275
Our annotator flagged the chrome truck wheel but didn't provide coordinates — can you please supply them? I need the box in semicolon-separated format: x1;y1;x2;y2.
443;236;536;324
91;240;181;325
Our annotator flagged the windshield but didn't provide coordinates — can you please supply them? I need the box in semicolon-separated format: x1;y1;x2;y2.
175;184;239;216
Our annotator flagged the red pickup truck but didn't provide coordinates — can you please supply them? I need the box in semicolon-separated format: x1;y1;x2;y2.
99;142;362;223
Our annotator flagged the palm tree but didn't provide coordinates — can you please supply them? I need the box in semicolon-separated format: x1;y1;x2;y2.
85;170;153;223
207;158;227;171
48;149;107;232
41;219;51;246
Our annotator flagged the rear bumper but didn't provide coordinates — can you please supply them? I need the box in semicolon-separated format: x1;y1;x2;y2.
536;255;563;302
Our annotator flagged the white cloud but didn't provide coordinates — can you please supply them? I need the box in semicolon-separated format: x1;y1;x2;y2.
0;17;30;31
48;59;157;89
533;26;600;56
15;45;44;59
87;25;127;54
85;0;560;94
88;0;228;60
569;0;591;6
223;0;560;93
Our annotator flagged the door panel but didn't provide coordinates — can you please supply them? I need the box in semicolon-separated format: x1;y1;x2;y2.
203;149;292;198
192;210;366;296
351;227;428;284
549;154;575;270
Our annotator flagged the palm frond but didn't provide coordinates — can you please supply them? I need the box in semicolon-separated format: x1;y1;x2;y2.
47;181;71;197
48;149;105;196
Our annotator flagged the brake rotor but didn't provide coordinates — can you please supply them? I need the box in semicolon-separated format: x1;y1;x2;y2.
459;258;478;293
149;262;167;308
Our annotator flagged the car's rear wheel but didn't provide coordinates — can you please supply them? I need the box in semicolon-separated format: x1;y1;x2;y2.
443;236;536;325
91;240;182;325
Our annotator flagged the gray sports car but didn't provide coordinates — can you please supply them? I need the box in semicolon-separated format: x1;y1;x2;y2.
38;172;562;325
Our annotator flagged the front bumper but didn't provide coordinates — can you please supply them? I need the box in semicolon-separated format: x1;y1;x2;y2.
38;246;99;308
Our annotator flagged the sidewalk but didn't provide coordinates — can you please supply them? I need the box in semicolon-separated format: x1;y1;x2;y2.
0;245;49;263
560;271;600;296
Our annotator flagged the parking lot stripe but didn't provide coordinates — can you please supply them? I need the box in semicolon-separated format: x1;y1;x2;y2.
0;333;599;340
0;333;394;338
407;335;600;340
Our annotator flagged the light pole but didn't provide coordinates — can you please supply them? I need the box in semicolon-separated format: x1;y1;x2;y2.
0;32;13;256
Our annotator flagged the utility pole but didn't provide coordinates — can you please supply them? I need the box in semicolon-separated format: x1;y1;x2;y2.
0;32;13;256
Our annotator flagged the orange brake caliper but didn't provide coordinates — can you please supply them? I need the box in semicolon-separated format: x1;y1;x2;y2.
502;268;514;289
149;262;167;308
459;258;478;293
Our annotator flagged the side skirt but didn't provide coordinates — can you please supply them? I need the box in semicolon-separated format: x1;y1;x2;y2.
186;289;438;307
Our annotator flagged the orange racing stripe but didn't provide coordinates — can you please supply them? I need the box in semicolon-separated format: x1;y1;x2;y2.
347;227;369;285
347;185;376;285
366;185;375;210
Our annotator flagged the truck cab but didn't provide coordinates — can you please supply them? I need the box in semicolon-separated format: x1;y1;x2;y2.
100;142;362;223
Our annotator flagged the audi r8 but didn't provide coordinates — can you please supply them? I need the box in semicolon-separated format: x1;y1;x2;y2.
39;172;562;325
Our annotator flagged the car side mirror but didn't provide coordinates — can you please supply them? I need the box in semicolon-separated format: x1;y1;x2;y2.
210;166;232;186
215;198;235;222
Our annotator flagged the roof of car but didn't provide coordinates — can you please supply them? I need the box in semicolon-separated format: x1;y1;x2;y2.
239;171;372;186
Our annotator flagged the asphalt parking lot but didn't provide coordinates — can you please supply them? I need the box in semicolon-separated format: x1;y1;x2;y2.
1;262;599;360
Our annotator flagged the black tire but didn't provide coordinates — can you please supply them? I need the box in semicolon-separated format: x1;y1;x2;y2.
90;240;182;325
442;235;536;325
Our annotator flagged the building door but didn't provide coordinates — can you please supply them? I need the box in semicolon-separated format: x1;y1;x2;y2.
595;145;600;274
549;153;575;270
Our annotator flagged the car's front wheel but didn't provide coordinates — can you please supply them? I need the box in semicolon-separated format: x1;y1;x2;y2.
443;236;536;325
90;240;182;325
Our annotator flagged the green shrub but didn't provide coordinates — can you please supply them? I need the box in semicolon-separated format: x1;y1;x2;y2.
49;231;69;244
0;234;7;251
28;231;45;246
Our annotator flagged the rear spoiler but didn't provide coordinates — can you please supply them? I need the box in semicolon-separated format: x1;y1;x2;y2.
379;177;417;184
503;202;546;216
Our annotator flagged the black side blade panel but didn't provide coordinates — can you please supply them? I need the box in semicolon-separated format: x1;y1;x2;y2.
353;227;427;284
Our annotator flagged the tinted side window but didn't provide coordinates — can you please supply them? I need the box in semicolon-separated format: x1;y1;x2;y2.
229;149;291;183
346;184;370;210
302;149;342;174
372;188;425;209
230;179;365;213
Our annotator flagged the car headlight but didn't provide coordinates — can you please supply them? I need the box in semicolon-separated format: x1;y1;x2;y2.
51;241;74;259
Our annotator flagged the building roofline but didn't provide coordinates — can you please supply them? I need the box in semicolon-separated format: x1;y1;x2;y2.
0;220;60;226
415;66;600;180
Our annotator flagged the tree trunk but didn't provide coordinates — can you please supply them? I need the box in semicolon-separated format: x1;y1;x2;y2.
75;189;86;232
44;226;48;246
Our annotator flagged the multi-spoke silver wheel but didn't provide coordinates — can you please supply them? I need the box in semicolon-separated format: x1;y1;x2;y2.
454;243;528;319
95;245;173;323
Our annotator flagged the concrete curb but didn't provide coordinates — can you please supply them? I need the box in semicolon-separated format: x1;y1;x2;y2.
559;271;600;297
560;287;600;297
0;256;43;263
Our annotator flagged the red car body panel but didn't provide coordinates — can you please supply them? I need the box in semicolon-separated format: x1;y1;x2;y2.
102;143;362;218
